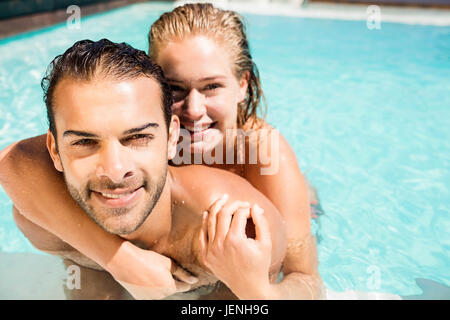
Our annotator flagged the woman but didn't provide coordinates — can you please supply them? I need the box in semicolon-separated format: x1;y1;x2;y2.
1;3;323;299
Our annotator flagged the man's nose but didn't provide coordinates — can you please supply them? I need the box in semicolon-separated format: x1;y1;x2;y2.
96;141;134;184
184;89;207;121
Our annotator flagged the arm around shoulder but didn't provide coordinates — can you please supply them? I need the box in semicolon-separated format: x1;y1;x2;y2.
12;205;103;270
0;134;126;269
181;165;287;279
1;136;200;296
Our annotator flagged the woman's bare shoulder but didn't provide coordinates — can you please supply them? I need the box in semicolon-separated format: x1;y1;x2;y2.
242;121;299;177
0;134;49;181
1;134;47;162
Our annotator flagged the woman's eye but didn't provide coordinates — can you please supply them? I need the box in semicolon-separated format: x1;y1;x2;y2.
170;85;185;92
204;83;221;91
170;86;188;102
72;139;96;146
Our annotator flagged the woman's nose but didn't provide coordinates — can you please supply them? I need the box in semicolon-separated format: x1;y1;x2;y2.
184;89;207;121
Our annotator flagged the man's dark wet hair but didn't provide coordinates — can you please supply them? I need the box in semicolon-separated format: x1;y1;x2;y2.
41;38;173;143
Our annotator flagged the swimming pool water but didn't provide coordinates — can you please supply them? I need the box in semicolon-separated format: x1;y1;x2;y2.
0;2;449;297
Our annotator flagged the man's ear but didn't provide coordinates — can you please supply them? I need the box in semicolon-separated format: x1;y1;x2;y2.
46;130;63;172
238;71;250;103
167;115;180;160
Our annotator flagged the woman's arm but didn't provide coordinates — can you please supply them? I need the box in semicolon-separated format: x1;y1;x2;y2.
0;135;125;268
0;134;197;297
243;127;325;299
12;205;104;270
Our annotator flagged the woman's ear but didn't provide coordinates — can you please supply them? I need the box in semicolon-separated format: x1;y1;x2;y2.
238;71;250;103
46;130;63;172
167;115;180;160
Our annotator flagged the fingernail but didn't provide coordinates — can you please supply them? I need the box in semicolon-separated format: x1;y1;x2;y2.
254;204;264;214
188;276;198;284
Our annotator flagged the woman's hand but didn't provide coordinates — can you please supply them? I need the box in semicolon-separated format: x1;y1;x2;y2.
106;241;198;300
199;194;274;299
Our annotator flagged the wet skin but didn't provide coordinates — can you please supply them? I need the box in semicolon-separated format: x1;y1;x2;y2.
5;76;286;299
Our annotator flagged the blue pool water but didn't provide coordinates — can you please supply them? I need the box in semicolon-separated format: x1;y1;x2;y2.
0;2;449;297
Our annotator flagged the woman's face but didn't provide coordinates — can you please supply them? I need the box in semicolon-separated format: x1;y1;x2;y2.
156;35;248;154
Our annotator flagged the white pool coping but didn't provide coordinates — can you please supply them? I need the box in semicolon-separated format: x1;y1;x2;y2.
174;0;450;26
0;252;403;300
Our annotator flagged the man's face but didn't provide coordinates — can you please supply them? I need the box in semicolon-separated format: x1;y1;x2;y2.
48;76;178;235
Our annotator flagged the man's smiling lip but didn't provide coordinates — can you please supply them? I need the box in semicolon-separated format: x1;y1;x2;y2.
91;186;144;208
92;186;142;196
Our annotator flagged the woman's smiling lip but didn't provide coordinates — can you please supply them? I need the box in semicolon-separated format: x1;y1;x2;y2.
181;122;218;142
180;121;217;132
91;186;144;208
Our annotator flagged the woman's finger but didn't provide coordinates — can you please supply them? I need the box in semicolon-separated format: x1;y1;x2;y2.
207;194;228;245
174;280;193;293
209;194;229;216
228;207;251;240
214;200;250;245
171;260;198;285
198;211;208;260
251;204;271;246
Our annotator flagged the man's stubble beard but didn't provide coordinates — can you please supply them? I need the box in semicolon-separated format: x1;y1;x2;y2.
63;166;168;235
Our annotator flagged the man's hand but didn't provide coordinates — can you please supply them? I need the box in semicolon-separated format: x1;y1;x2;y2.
199;194;274;299
107;241;198;300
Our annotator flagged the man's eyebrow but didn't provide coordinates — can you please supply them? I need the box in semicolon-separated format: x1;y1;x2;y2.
123;123;159;135
63;130;99;138
62;123;159;138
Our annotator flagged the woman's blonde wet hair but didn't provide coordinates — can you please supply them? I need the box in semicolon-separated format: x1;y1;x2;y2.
148;2;266;129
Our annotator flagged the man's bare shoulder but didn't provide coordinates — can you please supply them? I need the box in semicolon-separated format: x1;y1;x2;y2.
169;165;287;273
169;164;286;223
169;165;256;209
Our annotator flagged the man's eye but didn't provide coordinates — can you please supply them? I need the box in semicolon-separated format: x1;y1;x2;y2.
123;134;153;146
72;139;96;146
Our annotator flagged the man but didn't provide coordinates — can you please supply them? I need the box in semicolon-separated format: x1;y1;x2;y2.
0;39;323;299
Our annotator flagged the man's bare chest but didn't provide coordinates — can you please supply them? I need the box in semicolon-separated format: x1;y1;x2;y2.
151;229;218;289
